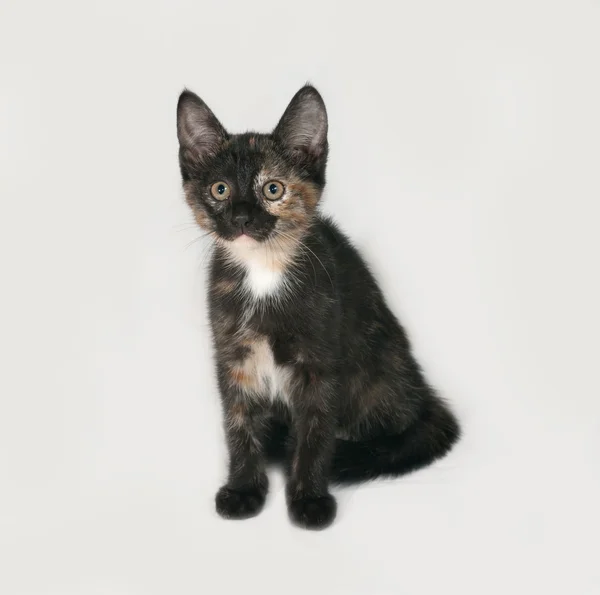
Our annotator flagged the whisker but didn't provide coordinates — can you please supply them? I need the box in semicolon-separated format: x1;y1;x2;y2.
276;229;334;293
174;225;202;233
184;231;214;250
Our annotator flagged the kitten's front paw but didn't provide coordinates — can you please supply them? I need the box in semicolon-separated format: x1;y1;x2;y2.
287;493;337;530
215;485;266;520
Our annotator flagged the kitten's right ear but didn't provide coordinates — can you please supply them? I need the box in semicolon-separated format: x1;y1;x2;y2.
273;85;328;160
177;90;227;164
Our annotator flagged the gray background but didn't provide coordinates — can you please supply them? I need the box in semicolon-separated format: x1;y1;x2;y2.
1;0;599;593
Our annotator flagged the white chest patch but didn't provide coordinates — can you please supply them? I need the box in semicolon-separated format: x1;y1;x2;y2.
225;236;286;299
250;338;291;402
232;337;291;403
244;258;284;298
223;237;293;401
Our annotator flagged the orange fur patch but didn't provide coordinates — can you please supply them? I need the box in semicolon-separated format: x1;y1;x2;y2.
288;181;320;210
231;368;252;387
213;278;238;294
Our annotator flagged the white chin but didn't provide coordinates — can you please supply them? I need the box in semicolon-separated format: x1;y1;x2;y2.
229;234;259;251
233;234;257;244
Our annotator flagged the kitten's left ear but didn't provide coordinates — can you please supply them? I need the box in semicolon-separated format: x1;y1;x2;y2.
177;89;228;164
273;85;328;161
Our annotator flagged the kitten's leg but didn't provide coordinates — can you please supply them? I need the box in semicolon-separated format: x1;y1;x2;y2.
215;369;270;520
263;417;291;463
286;368;338;530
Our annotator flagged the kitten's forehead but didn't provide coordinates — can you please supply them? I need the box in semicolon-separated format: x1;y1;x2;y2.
227;132;277;165
233;132;272;147
226;133;288;191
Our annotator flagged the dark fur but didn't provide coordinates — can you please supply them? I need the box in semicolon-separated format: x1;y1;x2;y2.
176;85;460;529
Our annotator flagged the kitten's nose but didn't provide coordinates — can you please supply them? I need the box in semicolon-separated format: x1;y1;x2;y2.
231;203;253;228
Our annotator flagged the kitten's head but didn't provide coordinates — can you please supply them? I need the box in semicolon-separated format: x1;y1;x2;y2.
177;85;328;247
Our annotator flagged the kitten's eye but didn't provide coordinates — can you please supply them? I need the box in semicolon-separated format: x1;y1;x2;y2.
210;181;231;200
263;181;284;201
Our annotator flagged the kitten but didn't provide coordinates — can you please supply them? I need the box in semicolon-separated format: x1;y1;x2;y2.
176;85;460;530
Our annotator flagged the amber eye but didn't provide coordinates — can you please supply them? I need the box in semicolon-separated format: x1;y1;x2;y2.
263;181;284;201
210;181;231;200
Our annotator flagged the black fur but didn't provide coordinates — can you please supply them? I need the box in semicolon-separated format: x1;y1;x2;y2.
176;85;460;530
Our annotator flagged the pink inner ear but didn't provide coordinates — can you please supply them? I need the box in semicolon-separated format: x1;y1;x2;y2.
249;137;256;147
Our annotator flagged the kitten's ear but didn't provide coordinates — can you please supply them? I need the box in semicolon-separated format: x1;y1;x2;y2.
177;90;227;163
273;85;328;159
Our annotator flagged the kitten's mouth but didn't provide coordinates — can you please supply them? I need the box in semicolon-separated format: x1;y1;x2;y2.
221;224;269;244
230;229;258;244
233;226;252;239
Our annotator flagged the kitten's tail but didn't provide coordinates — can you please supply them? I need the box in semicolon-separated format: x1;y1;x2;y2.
264;398;460;484
330;397;460;484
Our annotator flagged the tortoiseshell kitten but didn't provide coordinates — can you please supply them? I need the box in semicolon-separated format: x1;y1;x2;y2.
176;85;460;530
